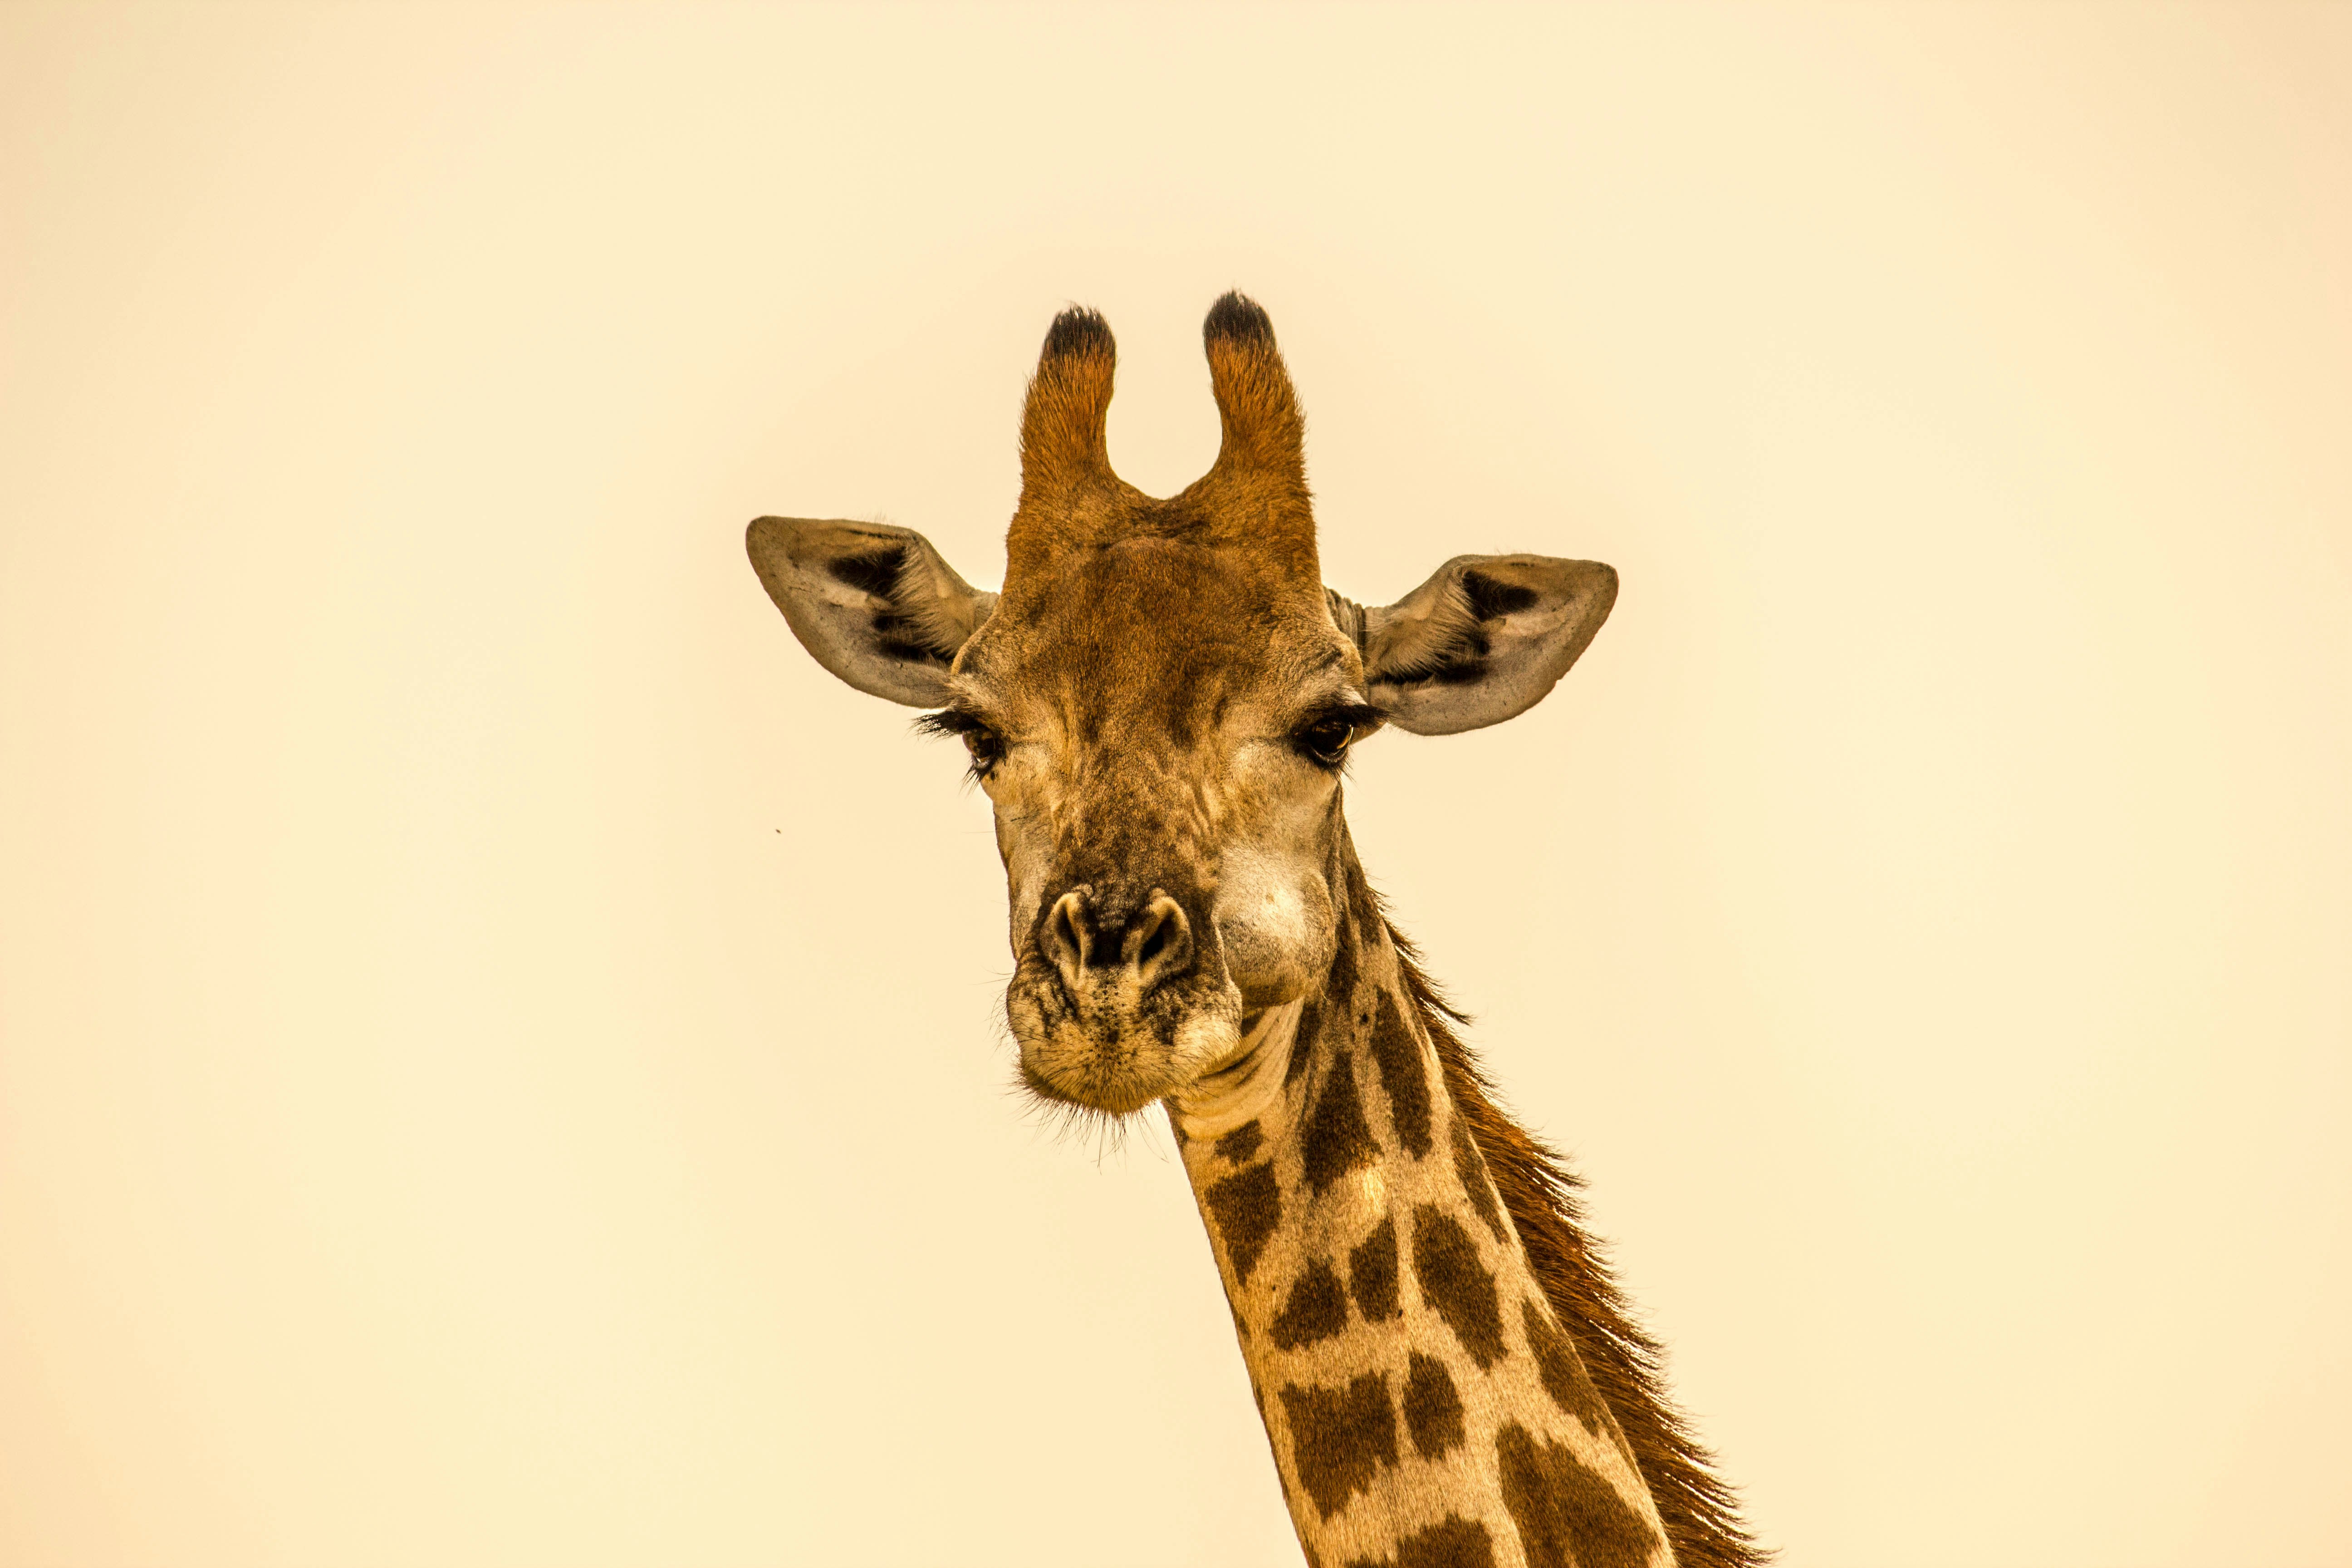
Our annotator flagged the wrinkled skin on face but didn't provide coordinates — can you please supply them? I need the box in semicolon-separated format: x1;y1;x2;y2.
944;537;1374;1113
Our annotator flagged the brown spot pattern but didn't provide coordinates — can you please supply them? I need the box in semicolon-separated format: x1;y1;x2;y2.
1392;934;1762;1568
1287;997;1323;1087
1341;857;1377;923
1204;1161;1280;1287
1343;1516;1497;1568
1411;1205;1506;1368
1496;1420;1660;1568
1347;1215;1400;1322
1401;1351;1465;1460
1524;1296;1620;1452
1279;1372;1397;1521
1327;914;1361;1010
1215;1120;1264;1164
1367;991;1434;1156
1450;1116;1508;1242
1290;926;1354;1097
1272;1259;1350;1351
1303;1049;1377;1195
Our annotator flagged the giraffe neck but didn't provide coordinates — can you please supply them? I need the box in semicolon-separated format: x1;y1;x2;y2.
1169;860;1672;1568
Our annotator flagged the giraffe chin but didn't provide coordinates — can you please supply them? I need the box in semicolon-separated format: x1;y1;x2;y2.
1006;969;1245;1116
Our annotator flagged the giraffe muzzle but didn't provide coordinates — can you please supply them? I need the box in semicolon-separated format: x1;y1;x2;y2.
1006;884;1246;1114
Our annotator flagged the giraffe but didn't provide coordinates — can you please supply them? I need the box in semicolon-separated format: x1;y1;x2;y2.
747;295;1759;1568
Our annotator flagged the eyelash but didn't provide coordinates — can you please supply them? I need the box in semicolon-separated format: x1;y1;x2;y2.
916;709;1005;779
1292;705;1380;770
922;704;1381;777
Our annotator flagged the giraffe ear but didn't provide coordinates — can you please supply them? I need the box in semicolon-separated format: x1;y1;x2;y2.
747;517;996;707
1348;554;1617;735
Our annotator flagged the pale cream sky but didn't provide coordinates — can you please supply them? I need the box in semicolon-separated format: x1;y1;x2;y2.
3;5;2348;1565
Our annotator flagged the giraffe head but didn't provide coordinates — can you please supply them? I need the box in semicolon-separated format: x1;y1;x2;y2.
750;295;1616;1115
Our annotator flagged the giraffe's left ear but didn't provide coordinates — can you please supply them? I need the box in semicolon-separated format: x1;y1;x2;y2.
1338;554;1617;735
747;517;997;707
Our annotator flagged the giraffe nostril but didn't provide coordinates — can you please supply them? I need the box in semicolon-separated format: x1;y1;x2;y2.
1137;909;1174;967
1040;888;1194;993
1043;890;1091;980
1130;894;1193;989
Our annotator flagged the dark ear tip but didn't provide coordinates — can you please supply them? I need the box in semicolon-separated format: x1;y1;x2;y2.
1204;290;1274;347
1043;306;1115;359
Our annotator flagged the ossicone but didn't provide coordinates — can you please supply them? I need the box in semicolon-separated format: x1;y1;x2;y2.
1202;290;1274;348
1005;293;1319;598
1018;304;1120;510
1042;305;1115;361
1200;290;1303;486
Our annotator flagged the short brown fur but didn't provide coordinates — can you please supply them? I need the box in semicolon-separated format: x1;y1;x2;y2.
1006;296;1318;604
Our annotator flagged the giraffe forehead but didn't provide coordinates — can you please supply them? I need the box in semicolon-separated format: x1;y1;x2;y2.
965;537;1352;739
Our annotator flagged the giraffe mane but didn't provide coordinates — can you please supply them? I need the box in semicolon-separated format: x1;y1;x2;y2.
1383;914;1771;1568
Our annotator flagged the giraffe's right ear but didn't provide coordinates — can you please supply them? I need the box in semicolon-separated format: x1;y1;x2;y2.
746;517;997;707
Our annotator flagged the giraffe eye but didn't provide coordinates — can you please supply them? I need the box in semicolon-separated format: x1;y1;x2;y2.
1296;716;1356;769
1291;702;1382;771
963;726;1005;776
915;707;1006;779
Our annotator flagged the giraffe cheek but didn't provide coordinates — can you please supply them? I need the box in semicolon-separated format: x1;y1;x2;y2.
1215;862;1334;1008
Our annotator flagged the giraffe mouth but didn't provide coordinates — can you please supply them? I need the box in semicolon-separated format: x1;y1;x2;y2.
1004;953;1246;1114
